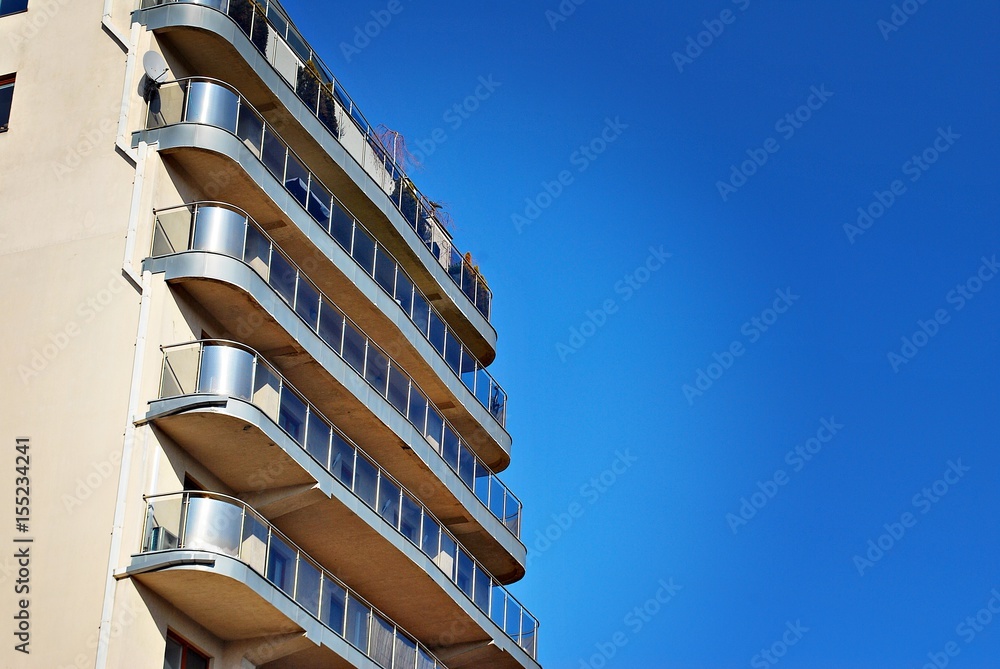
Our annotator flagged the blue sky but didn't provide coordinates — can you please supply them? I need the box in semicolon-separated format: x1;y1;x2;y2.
281;1;1000;667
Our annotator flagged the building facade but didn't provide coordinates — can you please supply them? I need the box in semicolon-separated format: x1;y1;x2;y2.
0;1;538;667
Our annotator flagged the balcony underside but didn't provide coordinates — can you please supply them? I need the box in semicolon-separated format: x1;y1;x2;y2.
126;551;369;668
139;4;497;362
145;397;524;582
149;249;509;469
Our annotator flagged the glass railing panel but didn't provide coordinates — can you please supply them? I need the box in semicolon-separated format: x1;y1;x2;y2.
305;409;331;467
373;247;396;296
295;556;322;616
370;613;394;668
473;564;491;612
277;387;307;443
317;297;344;354
377;476;400;527
147;80;185;129
394;634;417;669
252;361;281;421
142;496;182;552
260;125;286;178
437;533;457;580
399;495;421;545
354;455;378;508
159;344;200;398
294;277;320;329
330;432;354;488
345;595;369;653
268;249;297;306
364;345;389;396
152;207;194;257
341;321;366;373
456;550;473;598
243;223;271;279
418;648;436;669
352;226;375;275
489;589;507;630
385;364;409;416
266;531;297;594
321;576;347;636
241;511;269;574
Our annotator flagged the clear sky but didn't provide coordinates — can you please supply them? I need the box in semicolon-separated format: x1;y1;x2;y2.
280;1;999;667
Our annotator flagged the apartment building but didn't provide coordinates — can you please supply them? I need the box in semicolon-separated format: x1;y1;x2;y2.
0;1;538;667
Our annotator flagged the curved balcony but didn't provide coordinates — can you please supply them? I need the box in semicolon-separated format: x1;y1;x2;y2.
152;343;538;657
153;201;507;430
137;3;493;322
135;491;450;669
156;339;521;536
151;342;538;658
144;75;501;380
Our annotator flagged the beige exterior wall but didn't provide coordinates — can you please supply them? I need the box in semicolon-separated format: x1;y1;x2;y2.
0;1;148;667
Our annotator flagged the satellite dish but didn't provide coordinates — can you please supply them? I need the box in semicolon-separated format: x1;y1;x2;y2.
142;51;169;84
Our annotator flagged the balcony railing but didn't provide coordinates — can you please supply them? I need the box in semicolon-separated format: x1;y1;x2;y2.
155;342;537;656
145;77;503;422
151;201;506;426
140;0;492;320
140;491;449;669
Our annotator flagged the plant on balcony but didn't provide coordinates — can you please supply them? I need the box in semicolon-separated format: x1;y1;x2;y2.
229;0;255;39
294;60;341;139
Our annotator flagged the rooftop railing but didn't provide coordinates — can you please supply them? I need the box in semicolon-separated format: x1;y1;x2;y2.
140;490;450;669
155;342;536;655
140;0;493;320
145;78;504;424
151;201;506;425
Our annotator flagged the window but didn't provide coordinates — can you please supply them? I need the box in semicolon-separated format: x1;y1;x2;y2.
0;1;28;18
0;75;13;131
163;632;209;669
